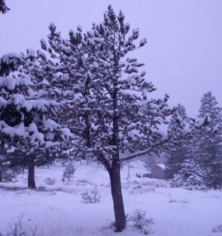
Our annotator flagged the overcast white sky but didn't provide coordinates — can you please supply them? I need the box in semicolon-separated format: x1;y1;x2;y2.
1;0;222;117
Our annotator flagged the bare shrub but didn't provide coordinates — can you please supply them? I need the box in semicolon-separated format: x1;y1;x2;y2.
38;186;46;191
6;212;37;236
45;177;56;186
127;209;154;235
169;198;177;203
213;224;222;233
129;185;155;195
75;179;91;186
168;195;189;204
81;186;101;203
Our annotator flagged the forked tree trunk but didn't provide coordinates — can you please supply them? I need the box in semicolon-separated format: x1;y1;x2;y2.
109;162;126;232
28;155;36;189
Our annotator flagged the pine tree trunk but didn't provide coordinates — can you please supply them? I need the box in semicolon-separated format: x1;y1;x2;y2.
0;169;2;182
0;140;4;182
108;76;126;232
28;155;36;189
109;162;126;232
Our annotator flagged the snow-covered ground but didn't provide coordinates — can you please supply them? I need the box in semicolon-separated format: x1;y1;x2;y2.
0;160;222;236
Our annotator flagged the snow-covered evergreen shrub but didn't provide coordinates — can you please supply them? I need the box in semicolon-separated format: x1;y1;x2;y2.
81;186;101;204
127;209;154;235
170;159;206;189
62;162;75;182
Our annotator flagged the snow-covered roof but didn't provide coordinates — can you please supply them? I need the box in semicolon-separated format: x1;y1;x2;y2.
151;164;166;170
157;164;166;170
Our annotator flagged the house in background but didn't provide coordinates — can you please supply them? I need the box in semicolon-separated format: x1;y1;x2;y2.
151;164;166;179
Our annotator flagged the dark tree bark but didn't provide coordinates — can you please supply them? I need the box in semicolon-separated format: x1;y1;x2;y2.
0;170;2;182
84;113;91;148
109;161;126;232
0;139;4;182
28;155;36;189
106;75;126;231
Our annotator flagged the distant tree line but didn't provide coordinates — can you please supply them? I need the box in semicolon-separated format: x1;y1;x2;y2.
165;92;222;189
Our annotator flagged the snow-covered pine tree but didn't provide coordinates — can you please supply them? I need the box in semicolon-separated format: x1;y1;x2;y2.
0;53;22;76
63;161;75;182
0;53;22;182
40;22;97;155
0;51;71;188
165;104;193;179
0;0;9;14
194;92;222;188
0;153;7;182
40;6;173;232
81;8;174;231
172;159;205;189
0;140;21;182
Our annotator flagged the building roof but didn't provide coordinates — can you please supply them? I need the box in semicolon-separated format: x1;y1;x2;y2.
157;164;166;169
151;164;166;170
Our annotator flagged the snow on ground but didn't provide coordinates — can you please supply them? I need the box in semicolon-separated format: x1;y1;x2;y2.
0;160;222;236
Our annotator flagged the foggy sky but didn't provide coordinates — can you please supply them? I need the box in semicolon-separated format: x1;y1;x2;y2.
1;0;222;117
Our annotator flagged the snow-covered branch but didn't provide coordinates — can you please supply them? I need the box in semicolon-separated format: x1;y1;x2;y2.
120;139;169;162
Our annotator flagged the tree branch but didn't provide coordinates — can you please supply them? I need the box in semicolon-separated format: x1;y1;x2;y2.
0;0;10;14
120;139;169;162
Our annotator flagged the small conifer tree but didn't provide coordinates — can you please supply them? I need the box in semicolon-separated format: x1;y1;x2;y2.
63;162;75;181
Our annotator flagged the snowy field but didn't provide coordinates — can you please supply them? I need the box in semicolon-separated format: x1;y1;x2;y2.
0;160;222;236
